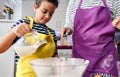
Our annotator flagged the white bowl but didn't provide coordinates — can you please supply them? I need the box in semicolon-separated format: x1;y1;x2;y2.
30;57;89;77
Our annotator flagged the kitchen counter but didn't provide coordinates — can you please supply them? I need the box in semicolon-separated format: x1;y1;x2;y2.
0;19;15;22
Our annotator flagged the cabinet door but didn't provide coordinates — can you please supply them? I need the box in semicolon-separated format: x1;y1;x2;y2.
58;49;72;58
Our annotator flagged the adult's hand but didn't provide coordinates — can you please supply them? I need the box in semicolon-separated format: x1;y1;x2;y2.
60;26;73;37
112;16;120;30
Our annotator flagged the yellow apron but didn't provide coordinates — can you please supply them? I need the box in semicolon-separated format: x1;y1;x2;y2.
16;16;56;77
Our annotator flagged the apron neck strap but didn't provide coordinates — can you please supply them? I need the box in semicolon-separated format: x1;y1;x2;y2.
78;0;107;8
46;26;51;35
78;0;82;8
25;16;33;29
102;0;107;7
24;16;51;35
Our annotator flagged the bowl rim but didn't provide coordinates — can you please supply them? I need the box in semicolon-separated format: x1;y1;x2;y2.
30;57;89;67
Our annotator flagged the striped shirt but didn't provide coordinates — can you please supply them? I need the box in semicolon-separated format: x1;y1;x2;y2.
12;18;57;64
12;18;57;42
65;0;120;28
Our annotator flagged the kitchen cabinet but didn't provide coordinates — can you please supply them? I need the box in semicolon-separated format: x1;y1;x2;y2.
57;46;72;58
0;20;15;77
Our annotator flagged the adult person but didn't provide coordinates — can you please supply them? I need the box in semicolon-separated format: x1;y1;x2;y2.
60;0;120;77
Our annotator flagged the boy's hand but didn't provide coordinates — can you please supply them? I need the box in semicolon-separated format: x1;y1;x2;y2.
12;23;33;37
112;16;120;30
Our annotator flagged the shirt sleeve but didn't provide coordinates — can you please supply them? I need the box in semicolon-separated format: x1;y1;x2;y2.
65;0;120;28
65;0;77;29
11;18;25;44
114;0;120;18
11;18;24;28
107;0;120;19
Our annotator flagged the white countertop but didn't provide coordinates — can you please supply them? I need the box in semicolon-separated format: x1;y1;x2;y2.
0;19;15;23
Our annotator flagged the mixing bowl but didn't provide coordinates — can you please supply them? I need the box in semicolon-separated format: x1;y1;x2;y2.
30;57;89;77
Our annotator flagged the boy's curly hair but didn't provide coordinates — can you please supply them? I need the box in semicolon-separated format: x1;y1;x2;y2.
35;0;59;8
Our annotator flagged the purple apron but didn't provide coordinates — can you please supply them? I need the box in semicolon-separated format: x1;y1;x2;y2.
72;0;119;76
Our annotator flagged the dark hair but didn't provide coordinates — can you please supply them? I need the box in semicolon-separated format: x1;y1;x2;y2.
35;0;59;8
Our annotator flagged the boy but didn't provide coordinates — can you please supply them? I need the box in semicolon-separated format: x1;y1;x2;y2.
0;0;59;77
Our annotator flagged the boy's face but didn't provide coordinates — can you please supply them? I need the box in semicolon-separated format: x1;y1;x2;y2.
34;1;57;25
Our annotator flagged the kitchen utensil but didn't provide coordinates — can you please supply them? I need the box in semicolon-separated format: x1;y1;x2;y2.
13;16;47;57
30;57;89;77
13;31;47;57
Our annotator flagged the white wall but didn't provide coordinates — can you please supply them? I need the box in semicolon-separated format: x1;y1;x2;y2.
14;0;35;20
0;20;15;77
13;0;22;20
47;0;69;30
14;0;69;30
22;0;35;17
